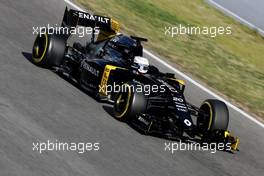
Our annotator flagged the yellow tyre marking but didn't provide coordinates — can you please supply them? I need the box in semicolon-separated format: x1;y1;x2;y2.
33;33;48;63
203;102;213;130
34;46;39;57
115;83;131;119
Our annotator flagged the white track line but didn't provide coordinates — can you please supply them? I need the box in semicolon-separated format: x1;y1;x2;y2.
207;0;264;36
64;0;264;128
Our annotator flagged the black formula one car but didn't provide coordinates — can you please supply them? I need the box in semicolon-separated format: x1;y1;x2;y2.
32;8;239;152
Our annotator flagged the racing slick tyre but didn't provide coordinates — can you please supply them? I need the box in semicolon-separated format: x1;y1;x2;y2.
113;83;147;122
197;99;229;134
32;32;66;68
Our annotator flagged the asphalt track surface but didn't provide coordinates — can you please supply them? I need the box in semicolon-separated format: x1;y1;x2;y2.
0;0;263;176
211;0;264;30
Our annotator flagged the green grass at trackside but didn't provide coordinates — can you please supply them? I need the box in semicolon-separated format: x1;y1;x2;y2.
76;0;264;120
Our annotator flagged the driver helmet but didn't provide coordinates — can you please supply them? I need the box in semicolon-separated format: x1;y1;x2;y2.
133;56;149;74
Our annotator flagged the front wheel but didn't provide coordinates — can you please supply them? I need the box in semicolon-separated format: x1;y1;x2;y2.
197;99;229;134
113;83;147;122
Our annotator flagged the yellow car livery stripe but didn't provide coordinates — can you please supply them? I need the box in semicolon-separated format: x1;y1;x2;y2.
99;65;121;96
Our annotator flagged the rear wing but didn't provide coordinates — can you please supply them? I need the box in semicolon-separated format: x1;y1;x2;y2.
61;7;120;41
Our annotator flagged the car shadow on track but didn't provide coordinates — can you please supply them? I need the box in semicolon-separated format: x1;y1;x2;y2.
102;104;235;155
103;105;184;142
22;51;34;64
21;51;102;103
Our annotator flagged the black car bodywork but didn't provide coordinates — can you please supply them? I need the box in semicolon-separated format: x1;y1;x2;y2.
32;8;239;152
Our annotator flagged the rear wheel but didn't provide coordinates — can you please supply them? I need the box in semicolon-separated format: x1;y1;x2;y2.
113;83;147;122
197;99;229;134
32;32;66;68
